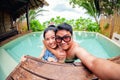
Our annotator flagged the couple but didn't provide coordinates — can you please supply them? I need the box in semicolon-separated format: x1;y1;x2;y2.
39;23;79;63
39;23;120;80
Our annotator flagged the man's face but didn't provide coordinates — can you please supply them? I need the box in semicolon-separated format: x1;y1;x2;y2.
55;30;73;50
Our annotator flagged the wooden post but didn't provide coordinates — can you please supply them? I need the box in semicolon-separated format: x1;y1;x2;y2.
10;13;13;28
26;3;30;31
2;9;6;32
110;16;114;39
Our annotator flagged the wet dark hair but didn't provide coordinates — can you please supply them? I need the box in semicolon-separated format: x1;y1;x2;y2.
43;25;56;38
56;23;73;35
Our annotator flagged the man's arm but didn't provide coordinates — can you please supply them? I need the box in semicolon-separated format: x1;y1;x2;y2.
91;57;120;80
75;47;120;80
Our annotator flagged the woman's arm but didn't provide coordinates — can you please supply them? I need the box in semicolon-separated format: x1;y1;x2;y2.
43;40;59;58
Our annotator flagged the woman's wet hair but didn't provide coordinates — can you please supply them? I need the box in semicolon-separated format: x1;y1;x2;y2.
56;23;73;35
43;25;56;38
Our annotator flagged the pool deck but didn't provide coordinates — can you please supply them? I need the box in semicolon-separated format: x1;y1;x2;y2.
0;31;32;47
6;55;120;80
6;55;97;80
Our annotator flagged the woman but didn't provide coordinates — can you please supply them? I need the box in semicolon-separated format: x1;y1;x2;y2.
39;25;66;63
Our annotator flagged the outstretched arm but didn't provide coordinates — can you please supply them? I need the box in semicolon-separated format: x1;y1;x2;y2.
76;47;120;80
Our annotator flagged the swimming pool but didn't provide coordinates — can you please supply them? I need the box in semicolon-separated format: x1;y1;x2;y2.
1;31;120;79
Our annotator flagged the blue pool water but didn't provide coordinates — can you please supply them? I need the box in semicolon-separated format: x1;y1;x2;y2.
0;31;120;80
3;32;43;62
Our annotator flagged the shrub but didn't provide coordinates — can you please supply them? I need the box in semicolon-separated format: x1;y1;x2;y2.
30;20;44;31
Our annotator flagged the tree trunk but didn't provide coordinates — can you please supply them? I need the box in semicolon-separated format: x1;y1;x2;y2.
93;15;99;25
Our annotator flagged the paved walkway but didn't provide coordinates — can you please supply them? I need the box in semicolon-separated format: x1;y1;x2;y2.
0;31;32;47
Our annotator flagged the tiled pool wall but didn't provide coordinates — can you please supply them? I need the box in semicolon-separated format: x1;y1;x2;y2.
0;47;17;79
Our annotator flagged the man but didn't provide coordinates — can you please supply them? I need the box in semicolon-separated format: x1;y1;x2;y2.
44;23;120;79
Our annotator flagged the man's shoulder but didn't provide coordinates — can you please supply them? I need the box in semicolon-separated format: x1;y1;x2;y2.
69;42;81;52
73;42;80;48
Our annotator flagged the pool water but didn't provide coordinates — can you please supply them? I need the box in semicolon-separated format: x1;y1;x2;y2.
74;32;120;58
1;31;120;80
3;32;43;62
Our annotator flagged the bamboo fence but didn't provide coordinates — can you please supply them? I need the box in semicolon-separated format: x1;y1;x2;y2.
100;13;120;38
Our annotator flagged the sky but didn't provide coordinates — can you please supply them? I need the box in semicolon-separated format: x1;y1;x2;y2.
36;0;93;23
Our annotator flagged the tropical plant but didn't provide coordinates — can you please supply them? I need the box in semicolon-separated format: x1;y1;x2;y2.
42;16;69;28
29;8;48;21
18;8;48;22
103;23;109;29
43;16;100;32
69;0;100;24
30;20;44;31
17;8;47;31
99;0;120;16
73;17;100;32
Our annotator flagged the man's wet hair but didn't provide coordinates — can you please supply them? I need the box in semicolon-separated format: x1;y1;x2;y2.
56;23;73;35
43;25;56;38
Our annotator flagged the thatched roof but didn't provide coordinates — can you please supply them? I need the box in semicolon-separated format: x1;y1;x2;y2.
0;0;49;20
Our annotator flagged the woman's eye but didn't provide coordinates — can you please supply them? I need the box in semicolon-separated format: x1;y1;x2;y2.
45;38;49;41
51;36;55;39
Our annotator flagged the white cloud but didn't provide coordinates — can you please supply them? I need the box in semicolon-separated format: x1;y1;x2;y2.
36;0;93;23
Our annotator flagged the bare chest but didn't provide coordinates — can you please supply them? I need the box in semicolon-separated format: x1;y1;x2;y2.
66;49;75;60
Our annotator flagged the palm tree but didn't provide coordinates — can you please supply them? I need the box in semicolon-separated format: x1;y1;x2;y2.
18;8;48;22
69;0;99;24
29;8;48;21
17;8;48;32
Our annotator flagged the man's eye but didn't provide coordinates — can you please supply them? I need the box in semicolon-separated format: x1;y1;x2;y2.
56;37;61;39
64;36;68;38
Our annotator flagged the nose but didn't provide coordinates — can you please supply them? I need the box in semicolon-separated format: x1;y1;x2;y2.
49;39;54;44
61;39;65;44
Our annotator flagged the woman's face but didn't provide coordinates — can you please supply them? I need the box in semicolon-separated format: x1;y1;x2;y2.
45;30;57;49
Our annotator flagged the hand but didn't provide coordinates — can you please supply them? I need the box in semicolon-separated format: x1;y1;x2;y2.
57;47;66;58
57;50;66;63
20;56;27;62
48;57;56;62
